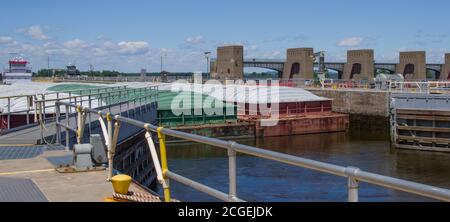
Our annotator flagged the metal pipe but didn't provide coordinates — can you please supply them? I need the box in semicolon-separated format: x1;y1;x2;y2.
157;127;171;202
56;122;77;133
348;177;359;202
144;130;165;188
345;167;360;202
26;96;30;125
42;94;47;121
55;104;61;144
166;171;244;202
88;95;92;137
77;108;87;144
7;98;10;129
228;148;237;200
111;120;121;167
106;113;113;181
65;105;70;151
354;170;450;202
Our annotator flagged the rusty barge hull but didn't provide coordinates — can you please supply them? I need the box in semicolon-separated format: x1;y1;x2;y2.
165;113;349;140
249;113;349;137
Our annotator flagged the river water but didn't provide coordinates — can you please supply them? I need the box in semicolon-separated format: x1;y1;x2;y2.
162;122;450;202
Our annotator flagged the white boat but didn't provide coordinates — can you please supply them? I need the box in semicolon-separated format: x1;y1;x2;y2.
2;57;32;84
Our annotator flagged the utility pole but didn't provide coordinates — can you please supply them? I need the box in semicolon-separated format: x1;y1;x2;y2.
47;55;50;77
89;64;94;77
204;51;211;77
160;53;167;74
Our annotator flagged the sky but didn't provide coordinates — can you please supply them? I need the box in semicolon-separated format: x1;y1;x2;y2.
0;0;449;73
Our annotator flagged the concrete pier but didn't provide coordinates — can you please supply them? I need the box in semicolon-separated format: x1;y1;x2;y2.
308;88;391;117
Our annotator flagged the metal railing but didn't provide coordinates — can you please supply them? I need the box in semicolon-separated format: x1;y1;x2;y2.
388;81;450;93
53;101;450;202
0;85;127;131
56;76;163;83
34;86;159;150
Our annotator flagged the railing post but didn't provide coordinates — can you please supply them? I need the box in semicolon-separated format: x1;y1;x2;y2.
345;167;360;202
55;103;61;145
157;127;171;202
88;95;92;137
76;106;87;144
108;92;112;113
106;113;114;181
7;98;10;129
26;96;30;125
65;104;70;151
42;94;46;121
228;143;237;201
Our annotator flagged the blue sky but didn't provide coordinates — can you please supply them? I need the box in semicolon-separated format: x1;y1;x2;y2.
0;0;449;72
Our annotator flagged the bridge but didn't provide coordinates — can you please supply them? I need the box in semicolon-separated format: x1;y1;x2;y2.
211;46;450;81
241;59;444;79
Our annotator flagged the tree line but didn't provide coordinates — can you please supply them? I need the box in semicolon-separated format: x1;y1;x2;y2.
33;69;210;77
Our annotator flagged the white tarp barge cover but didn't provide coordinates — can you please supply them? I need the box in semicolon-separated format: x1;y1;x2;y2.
159;83;331;104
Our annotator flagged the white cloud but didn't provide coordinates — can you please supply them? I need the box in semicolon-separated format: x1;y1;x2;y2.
116;41;150;55
245;44;258;51
64;39;89;49
18;26;49;40
0;36;13;44
337;37;363;47
185;35;205;44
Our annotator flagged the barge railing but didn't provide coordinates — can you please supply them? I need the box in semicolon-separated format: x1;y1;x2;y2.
53;100;450;202
32;86;158;147
0;85;127;131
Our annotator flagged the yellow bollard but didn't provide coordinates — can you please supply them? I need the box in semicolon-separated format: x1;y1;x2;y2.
111;174;132;195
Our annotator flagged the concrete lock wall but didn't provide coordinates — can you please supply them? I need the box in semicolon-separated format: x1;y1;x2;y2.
211;45;244;80
396;51;426;80
308;89;391;117
440;53;450;80
282;48;314;80
343;49;374;80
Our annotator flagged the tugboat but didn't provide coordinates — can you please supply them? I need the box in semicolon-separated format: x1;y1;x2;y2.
2;56;32;84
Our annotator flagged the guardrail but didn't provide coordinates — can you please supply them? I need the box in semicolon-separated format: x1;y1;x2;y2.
33;86;158;147
0;86;127;131
53;101;450;202
388;81;450;93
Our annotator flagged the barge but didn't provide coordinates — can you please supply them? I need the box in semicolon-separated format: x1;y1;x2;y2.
158;83;349;138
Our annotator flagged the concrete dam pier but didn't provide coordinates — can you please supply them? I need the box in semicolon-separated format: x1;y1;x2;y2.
308;88;391;117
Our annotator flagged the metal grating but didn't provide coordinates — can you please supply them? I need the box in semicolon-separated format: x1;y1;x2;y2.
0;146;43;160
44;144;66;151
46;155;73;167
0;177;48;202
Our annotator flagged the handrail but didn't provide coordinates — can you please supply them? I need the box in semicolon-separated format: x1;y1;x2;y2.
1;86;158;131
54;100;450;202
0;85;126;100
35;86;158;103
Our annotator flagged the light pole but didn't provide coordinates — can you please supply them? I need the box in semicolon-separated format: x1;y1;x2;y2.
204;51;211;77
47;55;50;77
160;53;167;74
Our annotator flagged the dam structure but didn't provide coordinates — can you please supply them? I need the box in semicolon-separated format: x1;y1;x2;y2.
211;46;449;81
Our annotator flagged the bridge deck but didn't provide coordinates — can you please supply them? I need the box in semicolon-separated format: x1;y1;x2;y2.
0;147;156;202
